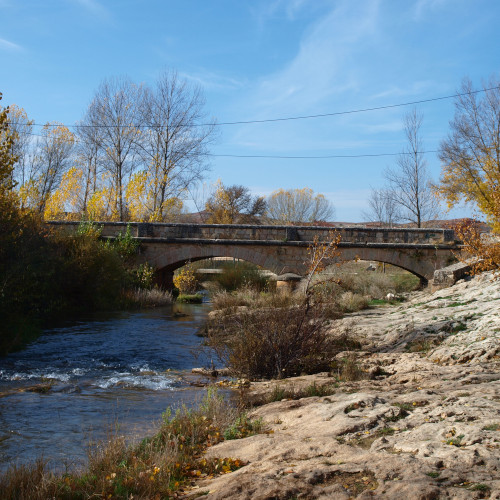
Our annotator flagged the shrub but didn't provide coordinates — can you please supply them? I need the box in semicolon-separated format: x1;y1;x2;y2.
338;292;369;312
207;299;354;380
213;261;268;292
173;262;199;293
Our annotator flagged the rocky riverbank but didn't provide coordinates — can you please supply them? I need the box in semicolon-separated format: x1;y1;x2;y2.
185;272;500;499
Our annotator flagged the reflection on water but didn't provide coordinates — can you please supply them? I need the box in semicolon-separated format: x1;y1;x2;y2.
0;302;216;469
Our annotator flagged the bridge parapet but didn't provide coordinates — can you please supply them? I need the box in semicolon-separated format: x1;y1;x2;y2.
48;221;457;246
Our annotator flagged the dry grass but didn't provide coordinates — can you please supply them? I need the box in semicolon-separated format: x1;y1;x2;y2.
122;287;173;308
330;354;368;382
211;286;299;312
0;388;260;499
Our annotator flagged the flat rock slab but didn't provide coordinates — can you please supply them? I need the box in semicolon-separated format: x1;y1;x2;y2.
182;272;500;499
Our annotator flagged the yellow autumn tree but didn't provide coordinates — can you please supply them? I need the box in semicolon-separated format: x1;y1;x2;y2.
452;176;500;276
438;77;500;227
205;180;266;224
0;92;18;194
173;262;199;293
44;167;84;220
125;169;184;222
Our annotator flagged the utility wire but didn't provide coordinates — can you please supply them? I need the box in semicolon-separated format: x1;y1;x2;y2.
10;130;440;159
6;85;500;129
207;151;439;159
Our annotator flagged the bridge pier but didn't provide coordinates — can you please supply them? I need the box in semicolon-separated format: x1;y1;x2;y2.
154;268;174;291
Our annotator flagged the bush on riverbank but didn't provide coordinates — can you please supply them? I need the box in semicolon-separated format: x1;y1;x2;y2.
0;212;159;354
177;293;204;303
207;294;359;380
0;388;262;499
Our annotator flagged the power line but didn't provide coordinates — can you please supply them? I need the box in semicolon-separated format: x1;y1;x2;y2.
10;130;440;159
207;151;439;159
6;85;500;130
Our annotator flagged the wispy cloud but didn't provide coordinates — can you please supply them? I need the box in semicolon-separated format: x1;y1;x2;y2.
179;70;246;91
0;37;22;51
72;0;109;19
231;0;381;151
247;0;380;115
413;0;450;20
369;80;438;101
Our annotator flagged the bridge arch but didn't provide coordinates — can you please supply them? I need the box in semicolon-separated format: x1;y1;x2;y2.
141;242;443;289
141;243;294;289
336;247;437;285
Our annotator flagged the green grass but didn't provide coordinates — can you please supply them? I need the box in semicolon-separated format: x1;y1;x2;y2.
426;471;440;478
177;293;203;303
483;423;500;431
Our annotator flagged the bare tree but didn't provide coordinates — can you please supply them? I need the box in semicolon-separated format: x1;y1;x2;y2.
384;108;439;227
75;102;105;215
438;76;500;219
363;187;400;227
31;123;75;213
266;187;334;225
87;77;144;220
139;70;217;221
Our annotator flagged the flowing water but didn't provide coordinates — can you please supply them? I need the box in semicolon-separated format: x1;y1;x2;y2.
0;303;218;470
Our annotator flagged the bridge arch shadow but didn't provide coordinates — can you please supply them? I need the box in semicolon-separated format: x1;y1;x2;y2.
145;245;291;290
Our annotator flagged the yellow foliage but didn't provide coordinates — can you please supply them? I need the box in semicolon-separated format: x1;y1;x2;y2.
44;167;83;220
437;154;500;229
267;187;333;224
0;93;18;193
173;263;198;293
126;169;184;222
18;179;40;210
454;179;500;276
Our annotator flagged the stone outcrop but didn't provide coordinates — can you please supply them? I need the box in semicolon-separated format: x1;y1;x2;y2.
431;261;472;291
183;272;500;499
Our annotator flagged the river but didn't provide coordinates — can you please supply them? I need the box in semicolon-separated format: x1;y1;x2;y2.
0;302;218;471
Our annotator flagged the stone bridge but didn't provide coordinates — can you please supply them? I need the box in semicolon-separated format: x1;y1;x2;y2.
49;221;461;289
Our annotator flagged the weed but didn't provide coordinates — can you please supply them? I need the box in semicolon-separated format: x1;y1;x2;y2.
330;354;367;382
223;414;263;440
449;322;467;334
447;434;465;446
426;471;441;478
405;338;441;353
483;423;500;431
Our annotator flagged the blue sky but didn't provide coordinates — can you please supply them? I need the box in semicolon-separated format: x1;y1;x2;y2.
1;0;499;221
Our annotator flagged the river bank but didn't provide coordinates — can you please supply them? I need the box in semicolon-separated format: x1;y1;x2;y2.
0;303;216;470
183;272;500;499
